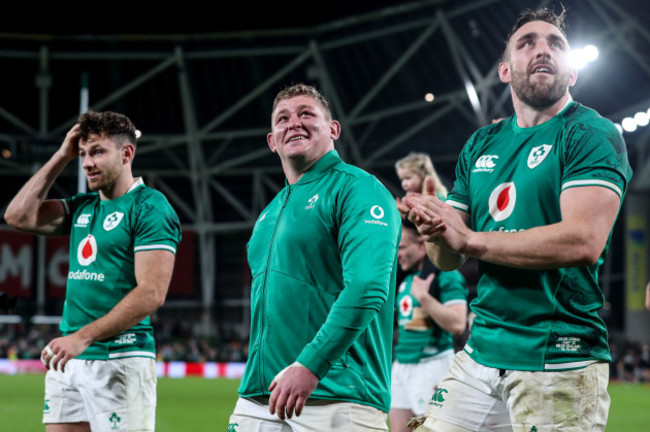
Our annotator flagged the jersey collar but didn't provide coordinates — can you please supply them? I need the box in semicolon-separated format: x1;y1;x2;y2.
291;150;342;185
127;177;145;193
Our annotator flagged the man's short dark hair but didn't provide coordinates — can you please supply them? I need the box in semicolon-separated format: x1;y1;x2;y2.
77;110;138;147
502;5;568;61
271;83;332;122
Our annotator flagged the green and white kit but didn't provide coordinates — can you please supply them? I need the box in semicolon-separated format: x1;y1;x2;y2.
395;270;467;364
447;101;632;371
60;178;181;360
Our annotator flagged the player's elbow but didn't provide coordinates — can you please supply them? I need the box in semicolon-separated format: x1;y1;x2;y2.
431;253;466;272
573;252;600;267
448;320;467;337
4;206;45;233
569;242;604;267
152;292;167;309
3;207;26;229
436;260;462;272
145;287;168;311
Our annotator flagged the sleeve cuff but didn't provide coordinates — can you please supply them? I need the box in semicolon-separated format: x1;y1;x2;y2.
296;345;331;379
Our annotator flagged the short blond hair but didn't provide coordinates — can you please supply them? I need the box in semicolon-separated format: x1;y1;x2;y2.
271;83;332;123
395;151;447;197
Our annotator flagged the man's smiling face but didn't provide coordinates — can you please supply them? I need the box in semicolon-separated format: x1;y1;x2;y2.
267;95;338;165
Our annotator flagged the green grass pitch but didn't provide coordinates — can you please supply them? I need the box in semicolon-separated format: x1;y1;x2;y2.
0;374;647;431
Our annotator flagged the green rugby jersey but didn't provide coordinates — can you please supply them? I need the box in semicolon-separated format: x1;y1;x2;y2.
60;178;181;360
395;270;467;364
238;150;401;412
447;102;632;371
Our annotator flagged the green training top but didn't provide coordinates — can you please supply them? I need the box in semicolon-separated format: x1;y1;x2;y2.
238;150;401;413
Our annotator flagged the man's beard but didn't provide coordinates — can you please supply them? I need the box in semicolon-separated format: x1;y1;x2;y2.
511;69;569;110
86;166;120;192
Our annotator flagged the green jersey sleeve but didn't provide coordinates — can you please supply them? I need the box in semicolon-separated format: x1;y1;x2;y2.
446;133;476;212
561;114;632;197
133;191;182;254
60;193;99;233
437;270;468;304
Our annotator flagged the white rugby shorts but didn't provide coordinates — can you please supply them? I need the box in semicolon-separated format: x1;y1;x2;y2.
415;349;610;432
43;357;157;432
390;350;454;415
229;396;388;431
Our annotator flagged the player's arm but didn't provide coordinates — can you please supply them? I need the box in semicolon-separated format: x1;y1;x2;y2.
410;274;467;336
398;193;469;271
398;177;469;271
423;208;470;271
43;249;175;372
461;186;619;268
413;186;619;269
4;125;81;235
645;282;650;312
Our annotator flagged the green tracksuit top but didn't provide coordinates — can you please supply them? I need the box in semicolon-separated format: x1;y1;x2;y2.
238;150;401;413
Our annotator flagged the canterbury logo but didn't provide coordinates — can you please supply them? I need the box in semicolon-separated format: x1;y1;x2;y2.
474;155;499;172
431;387;448;403
428;387;448;408
75;214;91;227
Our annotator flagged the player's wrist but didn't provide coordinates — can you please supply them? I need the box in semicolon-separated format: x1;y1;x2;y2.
52;149;77;166
461;229;483;258
74;326;96;348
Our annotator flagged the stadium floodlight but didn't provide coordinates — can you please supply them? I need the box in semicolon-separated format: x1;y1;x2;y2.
621;117;638;133
569;45;599;70
634;112;649;127
424;93;435;102
582;45;599;62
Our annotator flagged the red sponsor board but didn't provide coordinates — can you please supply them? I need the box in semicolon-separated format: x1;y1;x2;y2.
0;359;246;378
0;228;195;299
155;361;246;378
0;230;35;298
47;236;70;298
168;229;195;296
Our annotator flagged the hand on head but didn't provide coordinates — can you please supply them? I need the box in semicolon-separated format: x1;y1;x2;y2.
59;124;82;162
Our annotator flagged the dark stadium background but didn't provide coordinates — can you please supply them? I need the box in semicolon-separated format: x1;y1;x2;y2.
1;0;649;369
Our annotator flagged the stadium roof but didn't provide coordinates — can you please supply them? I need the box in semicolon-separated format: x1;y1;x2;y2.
1;0;649;313
2;0;649;220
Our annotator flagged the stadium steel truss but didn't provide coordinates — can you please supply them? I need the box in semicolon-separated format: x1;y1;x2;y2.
1;0;649;335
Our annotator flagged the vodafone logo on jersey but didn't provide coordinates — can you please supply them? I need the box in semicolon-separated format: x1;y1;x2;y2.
364;205;388;227
399;295;413;316
77;235;98;266
488;182;516;222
